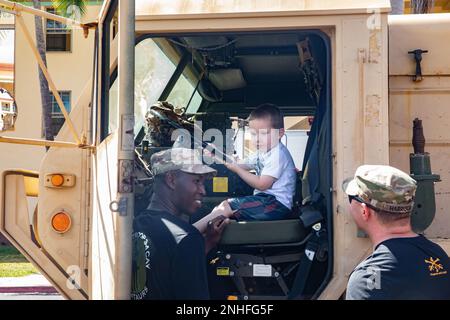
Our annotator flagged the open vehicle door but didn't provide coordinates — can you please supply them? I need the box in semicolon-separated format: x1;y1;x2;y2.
0;0;98;299
0;0;135;300
90;0;135;300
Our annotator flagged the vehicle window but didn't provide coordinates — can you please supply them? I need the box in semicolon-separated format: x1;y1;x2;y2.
107;38;179;135
166;66;197;112
185;90;203;114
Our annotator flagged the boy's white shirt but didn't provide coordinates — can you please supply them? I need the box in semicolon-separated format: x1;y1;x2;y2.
244;141;297;210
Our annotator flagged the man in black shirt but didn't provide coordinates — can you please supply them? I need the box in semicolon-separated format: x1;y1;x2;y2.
343;165;450;300
131;148;230;300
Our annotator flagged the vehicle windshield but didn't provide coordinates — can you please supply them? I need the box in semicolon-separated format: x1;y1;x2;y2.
108;38;181;135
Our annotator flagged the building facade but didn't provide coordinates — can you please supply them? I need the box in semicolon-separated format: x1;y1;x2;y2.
0;2;103;177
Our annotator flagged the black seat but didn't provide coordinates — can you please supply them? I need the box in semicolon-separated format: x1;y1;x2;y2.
209;206;324;300
219;219;307;245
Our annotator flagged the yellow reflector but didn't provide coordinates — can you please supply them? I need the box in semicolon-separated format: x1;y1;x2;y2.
51;212;72;233
51;174;65;187
227;295;238;300
213;177;228;193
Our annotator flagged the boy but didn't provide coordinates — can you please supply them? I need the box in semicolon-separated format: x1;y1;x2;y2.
215;103;297;221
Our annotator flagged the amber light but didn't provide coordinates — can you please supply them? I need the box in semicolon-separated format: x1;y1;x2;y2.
227;295;238;300
51;174;65;187
51;212;72;233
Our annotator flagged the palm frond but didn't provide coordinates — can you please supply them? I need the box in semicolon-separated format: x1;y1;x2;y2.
52;0;87;18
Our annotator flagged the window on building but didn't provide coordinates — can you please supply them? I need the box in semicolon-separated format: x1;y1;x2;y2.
49;91;71;137
50;91;71;117
1;102;11;111
46;8;71;52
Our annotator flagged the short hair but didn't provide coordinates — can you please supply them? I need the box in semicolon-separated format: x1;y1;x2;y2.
247;103;284;129
373;209;411;226
152;170;180;190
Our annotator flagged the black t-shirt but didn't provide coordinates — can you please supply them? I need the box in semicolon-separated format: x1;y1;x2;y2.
346;235;450;300
131;210;209;300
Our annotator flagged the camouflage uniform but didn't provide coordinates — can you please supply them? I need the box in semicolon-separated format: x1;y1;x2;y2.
343;166;450;300
150;147;216;177
343;165;417;214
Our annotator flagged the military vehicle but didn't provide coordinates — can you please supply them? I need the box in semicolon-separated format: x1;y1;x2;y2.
0;0;448;299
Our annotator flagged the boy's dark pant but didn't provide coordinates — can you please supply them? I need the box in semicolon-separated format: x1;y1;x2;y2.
228;193;291;221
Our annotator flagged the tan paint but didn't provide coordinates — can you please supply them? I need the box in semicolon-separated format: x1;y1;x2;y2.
135;0;391;17
7;0;450;300
17;73;94;299
369;29;381;63
89;0;121;299
91;132;119;300
365;94;381;127
0;171;85;299
389;13;450;76
389;14;450;240
0;136;84;148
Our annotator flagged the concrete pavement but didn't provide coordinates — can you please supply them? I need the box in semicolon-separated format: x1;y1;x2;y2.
0;274;63;300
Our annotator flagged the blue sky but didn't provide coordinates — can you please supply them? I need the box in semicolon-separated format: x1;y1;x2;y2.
0;30;14;64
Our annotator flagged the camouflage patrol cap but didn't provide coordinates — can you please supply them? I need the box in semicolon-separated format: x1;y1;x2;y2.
150;148;216;177
342;165;417;214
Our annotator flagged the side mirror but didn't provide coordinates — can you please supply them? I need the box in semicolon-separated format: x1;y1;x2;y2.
0;88;17;132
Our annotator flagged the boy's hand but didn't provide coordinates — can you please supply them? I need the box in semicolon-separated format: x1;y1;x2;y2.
224;160;239;173
203;147;213;158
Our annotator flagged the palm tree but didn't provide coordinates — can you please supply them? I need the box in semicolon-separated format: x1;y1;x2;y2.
32;0;53;141
53;0;87;17
411;0;435;13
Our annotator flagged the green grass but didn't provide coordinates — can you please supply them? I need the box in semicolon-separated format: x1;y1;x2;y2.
0;246;38;277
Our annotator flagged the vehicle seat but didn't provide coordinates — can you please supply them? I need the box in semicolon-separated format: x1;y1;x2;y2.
219;219;307;245
209;206;325;300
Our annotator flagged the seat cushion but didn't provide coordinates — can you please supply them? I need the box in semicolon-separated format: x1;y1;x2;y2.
219;219;307;245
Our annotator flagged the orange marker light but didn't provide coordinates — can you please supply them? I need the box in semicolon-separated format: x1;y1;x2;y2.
51;212;72;233
51;174;65;187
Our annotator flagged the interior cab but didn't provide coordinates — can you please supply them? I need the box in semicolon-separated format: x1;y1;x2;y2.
120;30;333;299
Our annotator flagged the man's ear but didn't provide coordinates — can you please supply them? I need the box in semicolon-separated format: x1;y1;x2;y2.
278;128;285;138
360;203;371;222
164;171;177;191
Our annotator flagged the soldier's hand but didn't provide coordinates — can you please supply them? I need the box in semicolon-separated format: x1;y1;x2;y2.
204;215;230;253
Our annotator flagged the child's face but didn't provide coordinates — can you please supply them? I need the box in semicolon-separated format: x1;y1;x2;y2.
248;118;284;152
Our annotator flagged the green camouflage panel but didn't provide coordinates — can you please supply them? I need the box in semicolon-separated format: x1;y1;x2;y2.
150;148;217;177
343;165;417;214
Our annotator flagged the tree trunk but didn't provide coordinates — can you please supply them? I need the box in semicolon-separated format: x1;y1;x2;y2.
32;0;54;142
411;0;435;13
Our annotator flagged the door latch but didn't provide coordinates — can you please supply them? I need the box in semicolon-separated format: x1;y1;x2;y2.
408;49;428;82
110;197;128;216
